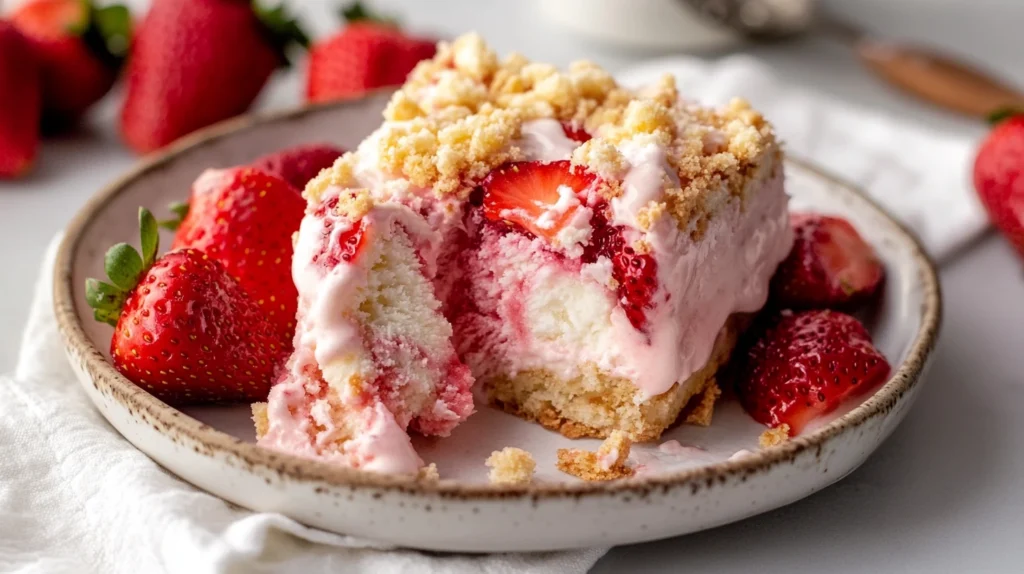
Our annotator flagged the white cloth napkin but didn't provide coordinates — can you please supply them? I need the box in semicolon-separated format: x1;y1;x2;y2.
620;55;988;260
0;57;986;574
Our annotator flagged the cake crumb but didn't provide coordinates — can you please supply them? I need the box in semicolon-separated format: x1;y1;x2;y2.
417;463;440;482
485;447;536;486
759;424;791;448
251;402;268;440
557;431;635;481
684;380;721;427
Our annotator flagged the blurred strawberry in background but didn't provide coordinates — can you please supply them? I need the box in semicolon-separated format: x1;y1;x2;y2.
0;0;440;172
307;1;435;103
973;111;1024;259
120;0;309;154
9;0;130;132
0;20;42;179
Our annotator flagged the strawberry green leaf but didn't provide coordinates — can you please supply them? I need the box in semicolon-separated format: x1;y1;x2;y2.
92;4;132;60
988;107;1024;125
104;243;143;291
93;308;120;327
253;1;310;66
139;207;159;269
85;278;126;311
341;1;398;26
158;201;189;231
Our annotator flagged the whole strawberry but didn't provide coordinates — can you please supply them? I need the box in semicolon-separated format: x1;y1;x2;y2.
167;167;304;340
120;0;308;154
250;143;345;190
86;208;288;404
770;213;884;309
10;0;130;130
306;2;436;103
736;310;891;435
0;21;41;179
973;112;1024;259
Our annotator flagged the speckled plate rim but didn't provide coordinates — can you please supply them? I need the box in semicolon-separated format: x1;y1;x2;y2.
52;95;942;500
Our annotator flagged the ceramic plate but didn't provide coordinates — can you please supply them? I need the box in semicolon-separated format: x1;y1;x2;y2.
53;92;941;552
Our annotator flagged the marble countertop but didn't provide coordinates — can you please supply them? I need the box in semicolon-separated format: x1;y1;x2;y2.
1;1;1021;571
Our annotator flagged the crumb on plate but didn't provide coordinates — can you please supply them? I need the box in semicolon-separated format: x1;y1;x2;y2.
556;430;635;481
485;447;536;485
759;424;791;448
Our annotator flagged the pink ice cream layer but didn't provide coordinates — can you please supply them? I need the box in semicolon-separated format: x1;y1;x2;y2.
444;166;791;399
259;121;791;474
258;194;474;474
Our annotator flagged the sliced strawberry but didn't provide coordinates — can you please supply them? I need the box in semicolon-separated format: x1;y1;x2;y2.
771;213;884;309
736;309;891;435
582;213;658;332
250;143;345;191
481;160;597;243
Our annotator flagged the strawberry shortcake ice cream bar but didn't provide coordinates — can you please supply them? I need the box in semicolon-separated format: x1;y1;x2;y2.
253;33;792;474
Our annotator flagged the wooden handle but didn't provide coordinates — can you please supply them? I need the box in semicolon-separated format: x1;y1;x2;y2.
855;40;1024;119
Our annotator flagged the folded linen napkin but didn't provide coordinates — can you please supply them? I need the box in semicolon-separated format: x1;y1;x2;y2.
0;56;985;574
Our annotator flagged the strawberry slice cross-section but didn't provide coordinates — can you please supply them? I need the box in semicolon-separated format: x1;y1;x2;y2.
481;160;598;244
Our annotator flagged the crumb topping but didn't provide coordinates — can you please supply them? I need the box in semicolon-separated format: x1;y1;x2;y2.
759;424;791;448
306;32;778;232
557;431;635;481
485;447;536;486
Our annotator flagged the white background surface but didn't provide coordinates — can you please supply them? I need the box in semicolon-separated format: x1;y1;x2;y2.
1;0;1022;571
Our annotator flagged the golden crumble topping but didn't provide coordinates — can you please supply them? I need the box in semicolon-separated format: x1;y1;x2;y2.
485;447;535;486
557;431;635;481
759;424;791;448
305;32;778;232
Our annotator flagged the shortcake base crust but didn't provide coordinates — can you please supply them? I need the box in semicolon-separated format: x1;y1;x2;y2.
484;314;749;442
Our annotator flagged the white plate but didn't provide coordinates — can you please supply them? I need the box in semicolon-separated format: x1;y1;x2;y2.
53;92;941;552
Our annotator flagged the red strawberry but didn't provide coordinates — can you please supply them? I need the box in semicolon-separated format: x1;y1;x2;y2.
0;22;41;179
86;208;288;405
736;310;891;435
973;112;1024;259
306;3;435;103
120;0;308;154
770;213;884;309
582;214;658;333
10;0;130;130
561;122;592;143
250;143;345;191
168;167;304;341
481;160;658;332
481;160;598;243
